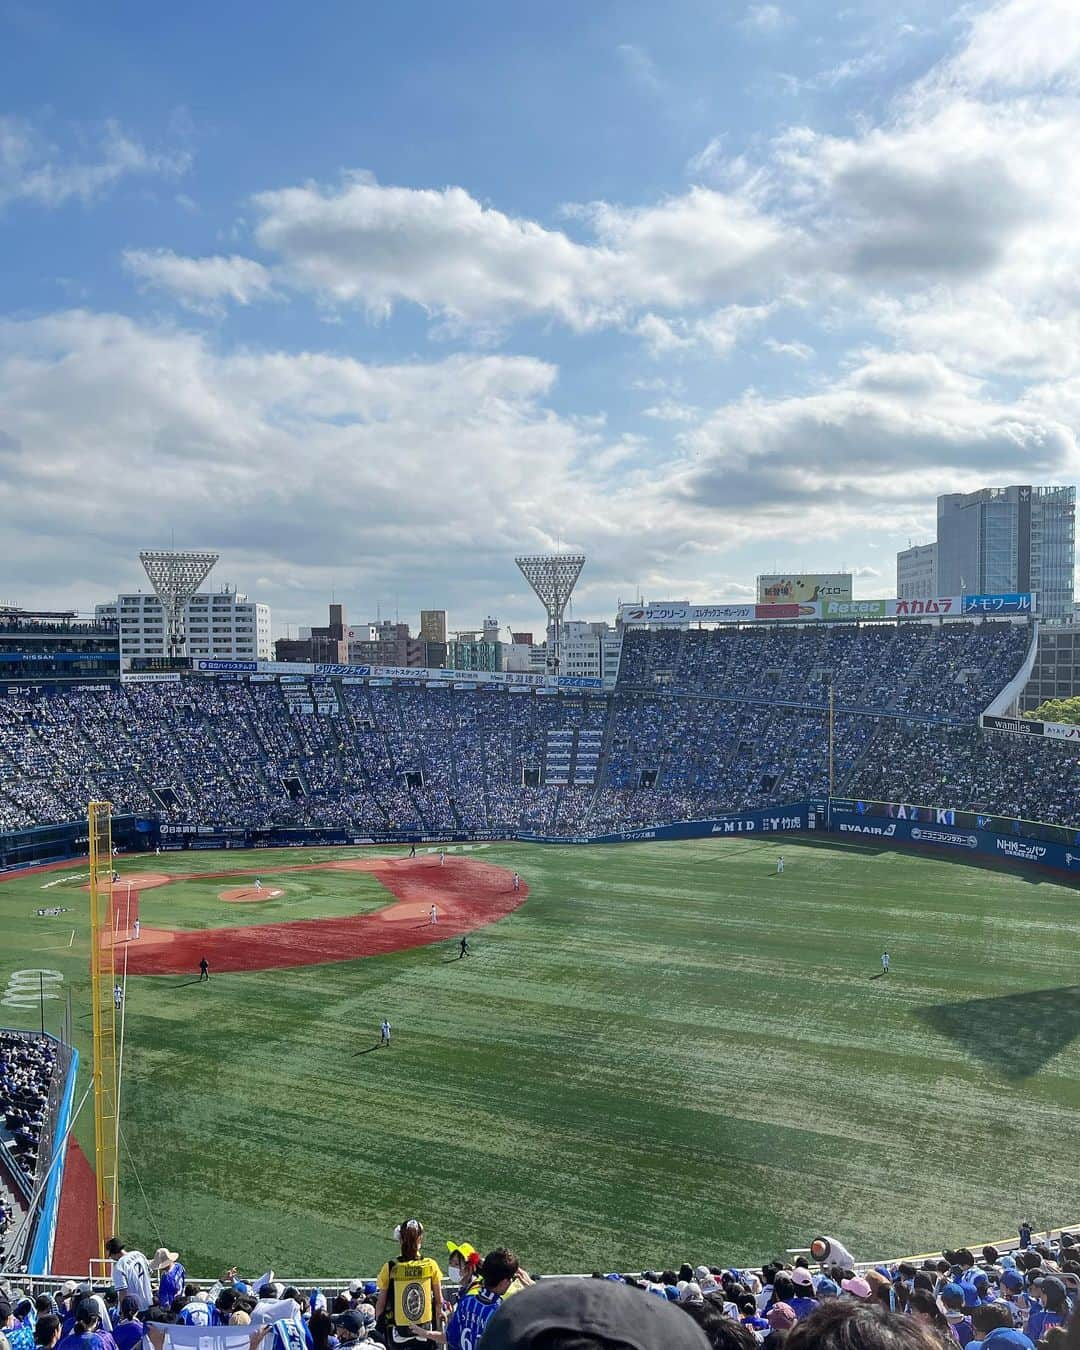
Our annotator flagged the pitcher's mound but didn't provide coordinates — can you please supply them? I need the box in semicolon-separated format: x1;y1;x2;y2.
220;886;284;903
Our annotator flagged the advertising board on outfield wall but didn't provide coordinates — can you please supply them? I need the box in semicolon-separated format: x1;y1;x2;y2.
982;713;1080;742
194;658;604;690
618;603;818;624
619;593;1036;626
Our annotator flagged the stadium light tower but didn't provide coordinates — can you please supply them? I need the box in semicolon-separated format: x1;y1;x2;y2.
139;549;219;658
515;553;586;673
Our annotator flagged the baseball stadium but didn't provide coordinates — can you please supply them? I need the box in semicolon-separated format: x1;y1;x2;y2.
3;566;1080;1317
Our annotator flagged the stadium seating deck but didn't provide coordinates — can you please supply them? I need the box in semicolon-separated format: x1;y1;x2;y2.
1;619;1068;840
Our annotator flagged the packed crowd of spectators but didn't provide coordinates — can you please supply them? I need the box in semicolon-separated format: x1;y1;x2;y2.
847;723;1080;828
615;623;1030;722
0;619;1062;841
2;1225;1079;1350
0;1034;55;1185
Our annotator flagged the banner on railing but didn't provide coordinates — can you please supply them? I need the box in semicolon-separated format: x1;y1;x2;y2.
982;713;1080;742
619;594;1036;626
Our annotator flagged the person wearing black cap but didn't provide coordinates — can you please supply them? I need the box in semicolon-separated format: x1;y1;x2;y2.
106;1237;153;1313
55;1299;112;1350
333;1310;373;1346
479;1277;711;1350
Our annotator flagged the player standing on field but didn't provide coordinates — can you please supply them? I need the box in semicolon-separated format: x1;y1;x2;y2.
114;983;123;1010
199;957;210;982
512;872;520;892
881;950;890;974
380;1018;392;1047
777;855;785;874
429;904;438;925
132;918;140;940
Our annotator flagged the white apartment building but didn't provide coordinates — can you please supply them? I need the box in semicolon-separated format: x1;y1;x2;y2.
558;621;623;685
896;543;938;601
96;586;272;662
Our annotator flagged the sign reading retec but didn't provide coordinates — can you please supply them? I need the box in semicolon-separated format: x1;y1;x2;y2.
822;599;889;621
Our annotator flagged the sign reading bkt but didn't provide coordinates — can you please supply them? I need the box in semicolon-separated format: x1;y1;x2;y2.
757;573;852;605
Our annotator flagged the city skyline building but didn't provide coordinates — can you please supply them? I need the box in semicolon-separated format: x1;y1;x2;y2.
896;543;938;602
936;485;1075;620
97;585;271;664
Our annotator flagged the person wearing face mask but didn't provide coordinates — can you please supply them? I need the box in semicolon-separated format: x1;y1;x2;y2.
444;1245;480;1299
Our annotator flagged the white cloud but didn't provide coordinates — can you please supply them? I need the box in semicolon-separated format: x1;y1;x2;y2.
740;4;790;35
616;43;662;93
686;136;726;180
642;400;701;423
764;337;813;360
634;304;774;358
123;249;276;314
0;115;190;211
671;349;1080;530
251;176;787;332
940;0;1080;93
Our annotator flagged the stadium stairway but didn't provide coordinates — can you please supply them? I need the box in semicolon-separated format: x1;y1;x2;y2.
888;626;940;711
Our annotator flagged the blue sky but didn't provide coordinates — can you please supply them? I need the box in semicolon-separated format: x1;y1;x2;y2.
2;0;1078;636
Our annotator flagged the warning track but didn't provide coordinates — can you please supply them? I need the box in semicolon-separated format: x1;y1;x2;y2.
112;857;527;975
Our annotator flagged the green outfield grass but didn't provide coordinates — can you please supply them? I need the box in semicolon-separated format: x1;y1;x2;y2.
3;838;1080;1277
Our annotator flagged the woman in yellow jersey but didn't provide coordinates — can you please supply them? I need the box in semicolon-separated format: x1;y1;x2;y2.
375;1218;444;1346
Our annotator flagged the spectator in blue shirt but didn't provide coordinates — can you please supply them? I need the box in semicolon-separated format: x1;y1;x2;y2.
1025;1278;1069;1343
110;1300;143;1350
150;1250;186;1312
55;1301;115;1350
413;1249;524;1350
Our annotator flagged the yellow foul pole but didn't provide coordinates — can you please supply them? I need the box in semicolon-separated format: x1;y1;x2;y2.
88;801;119;1258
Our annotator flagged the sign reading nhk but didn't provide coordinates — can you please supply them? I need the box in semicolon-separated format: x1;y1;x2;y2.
757;573;852;605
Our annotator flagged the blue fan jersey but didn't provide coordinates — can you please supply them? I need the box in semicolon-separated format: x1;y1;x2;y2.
446;1289;504;1350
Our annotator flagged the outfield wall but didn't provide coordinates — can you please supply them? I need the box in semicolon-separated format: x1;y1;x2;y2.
4;800;1079;882
25;1041;79;1275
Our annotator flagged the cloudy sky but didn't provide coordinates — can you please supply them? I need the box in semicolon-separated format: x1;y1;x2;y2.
2;0;1079;637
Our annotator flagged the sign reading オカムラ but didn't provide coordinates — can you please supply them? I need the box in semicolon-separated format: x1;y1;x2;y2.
757;574;852;605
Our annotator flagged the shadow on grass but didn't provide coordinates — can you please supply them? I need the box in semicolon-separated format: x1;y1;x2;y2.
787;835;886;856
915;985;1080;1079
798;834;1080;885
353;1044;382;1057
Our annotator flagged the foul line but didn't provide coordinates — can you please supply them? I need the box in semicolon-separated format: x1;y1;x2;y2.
32;928;77;952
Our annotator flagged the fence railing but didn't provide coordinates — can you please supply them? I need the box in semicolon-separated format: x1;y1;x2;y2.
3;1224;1077;1291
